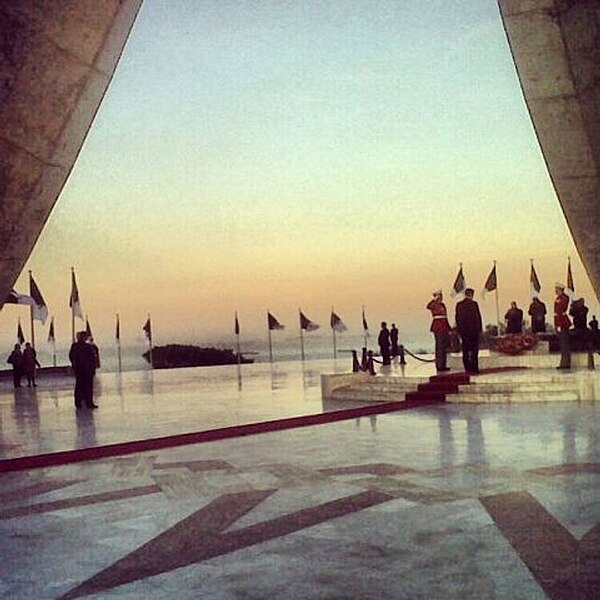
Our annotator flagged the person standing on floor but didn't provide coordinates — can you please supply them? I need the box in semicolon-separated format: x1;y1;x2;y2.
528;297;547;333
390;323;399;359
22;342;40;387
7;344;23;388
69;331;98;409
554;283;572;369
505;301;524;334
426;290;451;372
378;322;391;366
455;288;482;374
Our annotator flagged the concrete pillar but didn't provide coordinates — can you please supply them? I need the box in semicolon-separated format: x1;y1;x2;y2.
0;0;143;306
498;0;600;302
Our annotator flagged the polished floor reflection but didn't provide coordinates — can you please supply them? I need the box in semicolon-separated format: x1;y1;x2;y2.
0;360;598;598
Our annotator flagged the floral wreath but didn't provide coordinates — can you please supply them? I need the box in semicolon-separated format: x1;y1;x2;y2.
495;333;539;355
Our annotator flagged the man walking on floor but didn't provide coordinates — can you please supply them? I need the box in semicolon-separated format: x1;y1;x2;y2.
455;288;482;374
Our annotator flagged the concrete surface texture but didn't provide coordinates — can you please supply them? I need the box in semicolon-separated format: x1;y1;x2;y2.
0;0;142;304
499;0;600;300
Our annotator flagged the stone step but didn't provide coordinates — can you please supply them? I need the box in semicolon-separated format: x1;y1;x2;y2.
457;382;577;394
446;390;580;403
331;386;410;403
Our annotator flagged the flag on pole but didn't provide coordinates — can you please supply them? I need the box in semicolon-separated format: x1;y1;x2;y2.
451;265;466;297
85;317;93;338
330;311;347;333
17;320;25;345
567;258;575;295
234;312;240;335
267;312;285;330
362;307;369;336
299;311;319;331
69;269;83;319
530;262;541;297
47;317;55;343
5;289;35;306
29;273;49;324
143;316;152;343
115;315;120;341
482;264;497;296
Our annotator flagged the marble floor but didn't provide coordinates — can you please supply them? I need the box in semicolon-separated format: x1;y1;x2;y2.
0;359;598;598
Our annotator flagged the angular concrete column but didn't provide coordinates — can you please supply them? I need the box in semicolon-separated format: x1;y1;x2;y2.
498;0;600;301
0;0;142;307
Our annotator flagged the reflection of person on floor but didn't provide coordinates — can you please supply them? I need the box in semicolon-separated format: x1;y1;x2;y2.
455;288;482;374
22;342;40;387
554;283;571;370
505;301;523;334
426;290;450;372
390;324;399;358
528;297;547;333
7;344;23;388
69;331;98;409
378;322;391;366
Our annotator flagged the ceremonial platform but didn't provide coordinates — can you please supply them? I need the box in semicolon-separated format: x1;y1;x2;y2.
0;358;599;599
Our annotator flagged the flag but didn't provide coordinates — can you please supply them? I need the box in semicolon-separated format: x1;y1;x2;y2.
116;315;120;342
143;316;152;343
451;265;466;297
234;312;240;336
29;273;49;324
47;317;55;344
6;289;35;305
530;263;541;297
299;311;319;331
482;264;497;296
17;320;25;345
362;308;369;335
567;259;575;295
267;312;285;331
85;317;93;338
330;311;347;333
69;269;83;319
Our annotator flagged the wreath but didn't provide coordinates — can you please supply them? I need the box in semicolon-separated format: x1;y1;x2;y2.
495;333;539;355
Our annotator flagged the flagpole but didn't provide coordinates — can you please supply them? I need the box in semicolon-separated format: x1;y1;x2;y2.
116;313;122;372
362;305;368;350
267;311;273;363
331;306;337;358
493;261;500;331
147;313;153;369
28;271;35;347
235;311;241;368
299;309;305;361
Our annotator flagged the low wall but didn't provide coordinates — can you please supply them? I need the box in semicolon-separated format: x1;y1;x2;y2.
321;371;370;399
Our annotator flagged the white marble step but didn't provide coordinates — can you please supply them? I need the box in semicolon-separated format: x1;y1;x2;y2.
457;381;577;394
446;390;580;403
331;386;412;403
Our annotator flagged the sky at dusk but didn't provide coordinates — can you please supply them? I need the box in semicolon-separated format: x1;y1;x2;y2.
2;0;598;350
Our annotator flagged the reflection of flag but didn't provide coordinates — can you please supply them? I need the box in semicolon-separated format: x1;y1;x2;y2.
17;320;25;345
29;273;49;324
567;259;575;295
362;308;369;334
299;311;319;331
85;317;93;338
330;311;347;332
234;313;240;336
143;317;152;343
530;263;541;297
5;289;35;305
267;312;285;330
47;317;55;344
483;264;497;295
116;315;120;342
451;265;466;297
69;269;83;319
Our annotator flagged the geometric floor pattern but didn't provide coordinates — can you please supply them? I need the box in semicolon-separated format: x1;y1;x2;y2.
1;397;599;599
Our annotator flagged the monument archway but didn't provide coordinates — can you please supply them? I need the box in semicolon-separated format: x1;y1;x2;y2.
1;0;599;307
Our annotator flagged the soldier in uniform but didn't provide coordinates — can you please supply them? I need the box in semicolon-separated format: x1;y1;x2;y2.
554;283;572;369
426;290;451;372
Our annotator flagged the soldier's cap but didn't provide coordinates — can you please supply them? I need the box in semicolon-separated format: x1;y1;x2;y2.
432;289;442;296
555;282;565;289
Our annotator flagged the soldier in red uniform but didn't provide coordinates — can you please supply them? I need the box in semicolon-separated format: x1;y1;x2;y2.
427;290;451;372
554;283;572;369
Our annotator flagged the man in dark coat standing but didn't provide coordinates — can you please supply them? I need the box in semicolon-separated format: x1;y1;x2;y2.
69;331;98;409
378;322;391;366
455;288;483;374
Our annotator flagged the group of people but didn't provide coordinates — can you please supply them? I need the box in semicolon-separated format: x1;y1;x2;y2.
6;342;40;388
6;332;101;409
377;322;405;366
426;283;598;373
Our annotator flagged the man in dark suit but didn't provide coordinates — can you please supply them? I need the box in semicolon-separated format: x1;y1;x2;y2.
455;288;483;374
69;331;98;409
